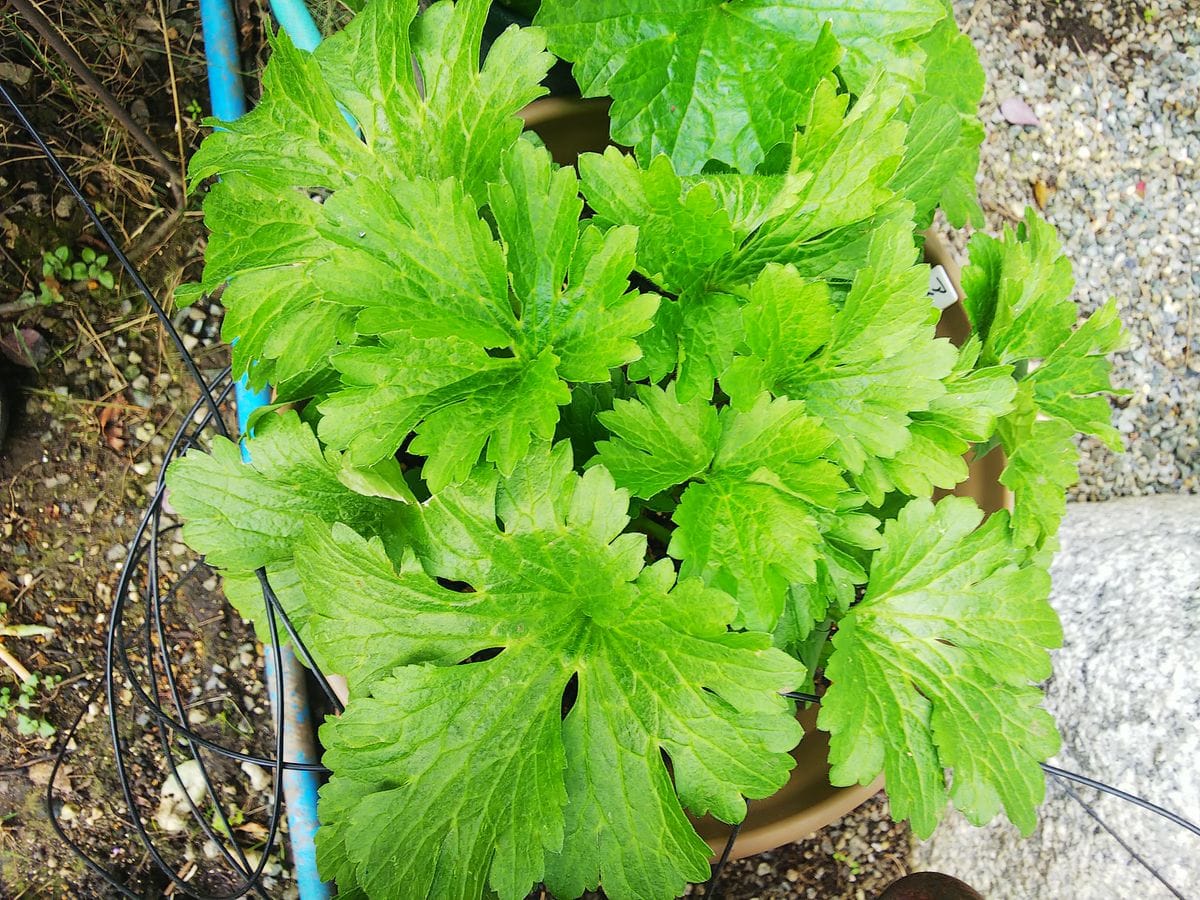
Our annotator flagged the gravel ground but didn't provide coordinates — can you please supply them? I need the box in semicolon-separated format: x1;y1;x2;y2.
702;794;909;900
948;0;1199;498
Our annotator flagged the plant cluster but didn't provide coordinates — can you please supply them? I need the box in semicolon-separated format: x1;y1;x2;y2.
0;670;59;739
168;1;1123;897
19;244;115;307
0;600;60;739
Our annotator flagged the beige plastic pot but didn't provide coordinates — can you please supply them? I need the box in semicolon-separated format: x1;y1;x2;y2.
518;97;1009;861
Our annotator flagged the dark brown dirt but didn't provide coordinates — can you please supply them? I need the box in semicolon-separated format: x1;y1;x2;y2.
1022;0;1151;57
0;392;279;898
0;2;287;897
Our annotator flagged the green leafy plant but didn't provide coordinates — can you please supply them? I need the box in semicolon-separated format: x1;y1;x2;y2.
18;244;115;307
166;1;1123;897
0;651;61;740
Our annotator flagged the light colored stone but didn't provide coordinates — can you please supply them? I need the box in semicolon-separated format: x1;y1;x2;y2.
914;496;1200;899
25;762;71;793
240;760;272;792
153;758;211;834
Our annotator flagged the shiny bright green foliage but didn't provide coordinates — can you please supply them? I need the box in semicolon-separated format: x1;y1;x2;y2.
168;412;410;573
580;79;915;402
719;222;1021;510
537;0;946;172
181;0;553;394
190;0;550;201
594;385;878;633
537;0;983;223
819;497;1062;838
891;5;987;227
166;412;413;658
873;337;1017;499
963;210;1127;546
166;0;1127;896
581;77;912;292
301;446;804;900
313;139;658;489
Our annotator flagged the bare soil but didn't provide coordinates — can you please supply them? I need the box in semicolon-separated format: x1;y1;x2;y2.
1024;0;1153;64
0;3;291;897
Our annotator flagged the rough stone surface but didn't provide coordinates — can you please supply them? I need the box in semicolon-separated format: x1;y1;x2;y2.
913;496;1200;899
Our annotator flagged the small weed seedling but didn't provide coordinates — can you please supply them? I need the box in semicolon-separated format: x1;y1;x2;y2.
0;602;58;739
833;850;863;877
0;672;61;739
19;244;115;307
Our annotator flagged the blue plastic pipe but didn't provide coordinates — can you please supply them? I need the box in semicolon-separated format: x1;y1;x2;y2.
197;0;272;433
199;0;247;122
263;645;328;898
269;0;324;52
199;1;331;897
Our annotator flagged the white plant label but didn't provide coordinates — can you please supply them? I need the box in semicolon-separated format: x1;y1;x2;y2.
928;264;958;309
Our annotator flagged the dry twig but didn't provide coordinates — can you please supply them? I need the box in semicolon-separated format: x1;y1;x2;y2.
0;641;33;683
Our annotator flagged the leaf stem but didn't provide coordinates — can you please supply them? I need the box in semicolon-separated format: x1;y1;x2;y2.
629;515;673;547
973;434;1002;459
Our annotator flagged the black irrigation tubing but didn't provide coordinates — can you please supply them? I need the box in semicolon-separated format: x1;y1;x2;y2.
107;374;333;770
1043;763;1200;841
701;813;745;900
4;62;1199;900
127;401;280;899
0;77;299;897
1060;782;1189;900
102;386;279;900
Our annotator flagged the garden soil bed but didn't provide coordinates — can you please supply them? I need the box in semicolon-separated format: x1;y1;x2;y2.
0;391;288;898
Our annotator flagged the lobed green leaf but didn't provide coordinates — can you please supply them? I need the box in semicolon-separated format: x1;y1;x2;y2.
819;497;1062;838
165;412;411;643
185;0;554;397
596;385;876;632
538;0;947;172
962;210;1127;545
725;222;959;501
302;445;804;899
314;140;657;488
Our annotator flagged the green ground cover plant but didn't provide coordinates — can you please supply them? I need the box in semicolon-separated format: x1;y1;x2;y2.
18;244;114;307
167;1;1124;897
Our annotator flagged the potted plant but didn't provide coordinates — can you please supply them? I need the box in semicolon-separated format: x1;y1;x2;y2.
167;0;1124;897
